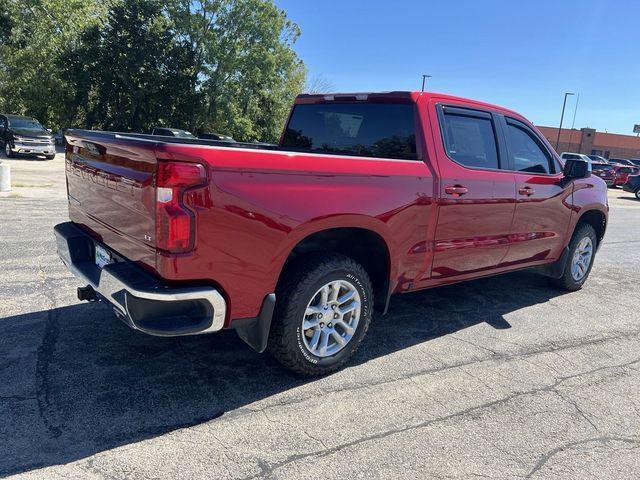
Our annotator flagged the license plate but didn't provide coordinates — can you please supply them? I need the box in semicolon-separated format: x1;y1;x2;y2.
95;244;112;269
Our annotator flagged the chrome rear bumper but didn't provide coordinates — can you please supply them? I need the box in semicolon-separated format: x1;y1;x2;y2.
54;222;226;336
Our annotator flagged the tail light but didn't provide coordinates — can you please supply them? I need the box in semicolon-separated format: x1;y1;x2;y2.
156;161;207;253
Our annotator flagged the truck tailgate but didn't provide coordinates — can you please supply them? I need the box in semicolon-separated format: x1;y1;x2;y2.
65;132;158;269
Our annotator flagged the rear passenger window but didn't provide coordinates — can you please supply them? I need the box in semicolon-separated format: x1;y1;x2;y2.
441;110;499;169
506;122;554;174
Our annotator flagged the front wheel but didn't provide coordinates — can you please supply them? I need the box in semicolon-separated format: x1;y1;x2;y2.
268;254;373;376
635;189;640;200
45;154;55;160
4;141;13;158
550;223;597;291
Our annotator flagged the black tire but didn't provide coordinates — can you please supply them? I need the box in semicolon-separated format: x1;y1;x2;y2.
268;254;373;376
550;223;597;291
635;189;640;200
4;140;13;158
45;154;55;160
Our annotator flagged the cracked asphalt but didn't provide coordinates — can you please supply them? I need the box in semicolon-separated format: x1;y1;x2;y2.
1;152;639;479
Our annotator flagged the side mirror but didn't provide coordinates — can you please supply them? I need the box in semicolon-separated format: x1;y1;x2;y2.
46;128;53;133
563;159;591;179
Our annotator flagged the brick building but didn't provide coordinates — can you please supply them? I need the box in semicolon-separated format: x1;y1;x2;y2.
537;126;640;160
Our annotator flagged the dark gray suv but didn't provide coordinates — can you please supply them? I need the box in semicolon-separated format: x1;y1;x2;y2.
0;114;56;160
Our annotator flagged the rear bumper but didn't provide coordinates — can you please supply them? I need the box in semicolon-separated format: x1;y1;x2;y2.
54;222;226;336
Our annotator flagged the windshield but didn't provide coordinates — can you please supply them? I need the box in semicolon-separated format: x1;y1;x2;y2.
9;118;43;131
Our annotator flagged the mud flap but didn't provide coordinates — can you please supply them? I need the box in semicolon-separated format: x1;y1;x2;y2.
233;294;276;353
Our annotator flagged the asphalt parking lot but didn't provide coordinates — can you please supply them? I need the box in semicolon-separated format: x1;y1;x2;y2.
1;152;639;479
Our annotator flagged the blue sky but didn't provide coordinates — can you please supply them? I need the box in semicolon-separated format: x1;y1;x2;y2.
275;0;639;135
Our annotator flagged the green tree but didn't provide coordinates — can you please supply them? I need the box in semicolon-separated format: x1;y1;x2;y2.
66;0;199;132
0;0;111;129
167;0;306;141
1;0;306;141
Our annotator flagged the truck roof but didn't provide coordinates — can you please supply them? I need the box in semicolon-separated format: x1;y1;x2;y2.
294;91;521;118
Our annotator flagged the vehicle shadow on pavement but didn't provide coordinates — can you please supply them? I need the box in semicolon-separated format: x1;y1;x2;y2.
0;271;565;476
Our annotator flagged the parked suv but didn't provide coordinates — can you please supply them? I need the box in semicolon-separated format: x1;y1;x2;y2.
613;164;638;186
622;174;640;199
55;91;608;375
590;160;616;187
0;114;56;160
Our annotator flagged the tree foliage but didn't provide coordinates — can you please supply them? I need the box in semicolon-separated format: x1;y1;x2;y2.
0;0;306;142
0;0;113;128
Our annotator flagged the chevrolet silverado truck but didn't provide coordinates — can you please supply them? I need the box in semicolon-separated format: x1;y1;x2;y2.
54;91;608;375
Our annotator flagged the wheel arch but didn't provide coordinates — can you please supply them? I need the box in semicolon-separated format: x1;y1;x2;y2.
575;208;607;246
276;225;393;312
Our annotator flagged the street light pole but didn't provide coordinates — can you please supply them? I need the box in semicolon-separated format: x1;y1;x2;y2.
555;92;575;151
567;93;580;149
421;74;432;92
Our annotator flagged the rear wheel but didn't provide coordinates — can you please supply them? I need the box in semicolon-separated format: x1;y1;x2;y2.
268;254;373;376
550;223;597;291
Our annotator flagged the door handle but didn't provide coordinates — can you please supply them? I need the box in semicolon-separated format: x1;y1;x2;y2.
445;185;469;196
518;186;535;196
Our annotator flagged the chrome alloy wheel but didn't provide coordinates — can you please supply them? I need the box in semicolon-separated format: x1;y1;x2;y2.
301;280;361;358
571;236;593;281
5;142;10;157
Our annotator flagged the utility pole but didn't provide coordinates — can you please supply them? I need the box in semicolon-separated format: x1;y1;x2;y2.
421;75;432;92
555;92;575;151
567;93;580;149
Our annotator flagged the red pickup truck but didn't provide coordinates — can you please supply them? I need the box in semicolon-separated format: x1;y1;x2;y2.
55;91;608;375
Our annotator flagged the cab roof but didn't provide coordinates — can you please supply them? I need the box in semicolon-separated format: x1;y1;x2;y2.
294;91;522;117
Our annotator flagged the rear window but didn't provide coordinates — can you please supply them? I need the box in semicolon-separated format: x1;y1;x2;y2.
592;163;613;171
282;103;417;160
